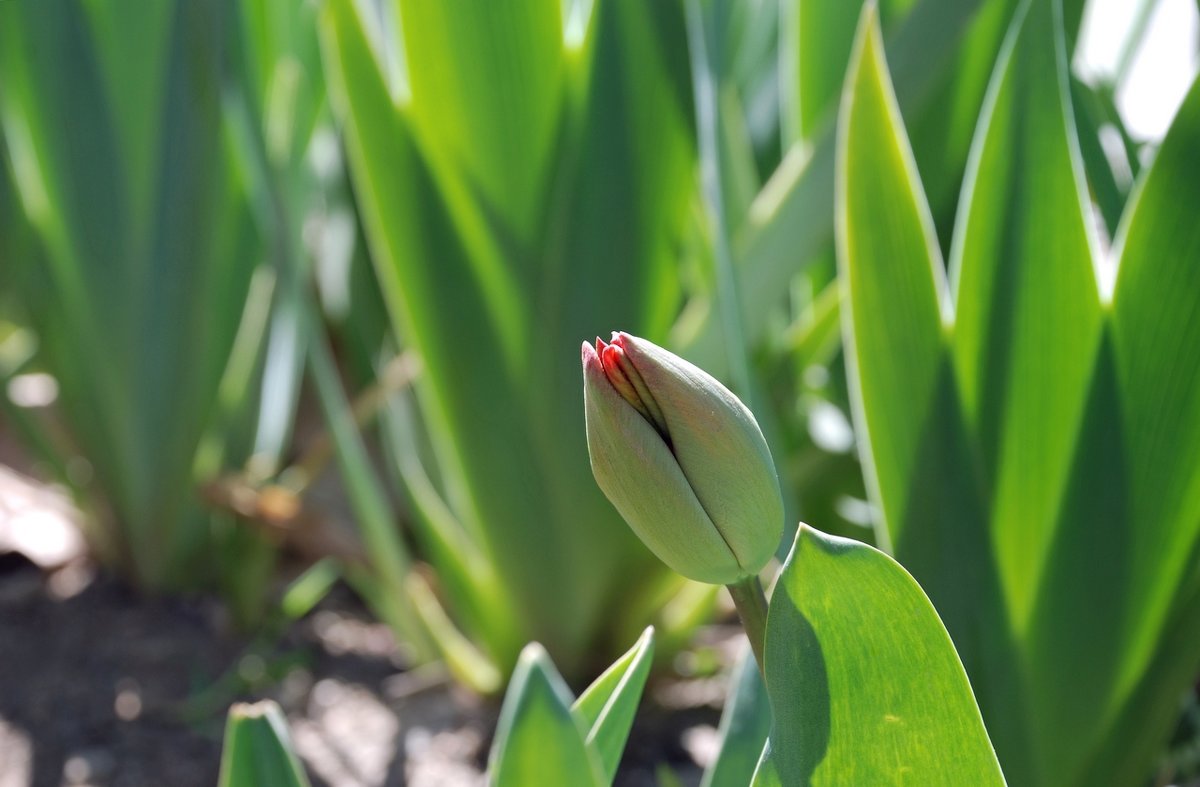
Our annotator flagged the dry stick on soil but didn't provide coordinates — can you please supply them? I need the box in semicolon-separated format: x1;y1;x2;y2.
200;350;422;563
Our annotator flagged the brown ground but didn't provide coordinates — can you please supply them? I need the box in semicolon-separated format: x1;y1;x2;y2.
0;555;727;787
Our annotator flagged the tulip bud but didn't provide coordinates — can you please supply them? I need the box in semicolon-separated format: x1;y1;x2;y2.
582;332;783;585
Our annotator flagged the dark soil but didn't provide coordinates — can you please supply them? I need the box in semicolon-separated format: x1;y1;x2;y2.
0;553;723;787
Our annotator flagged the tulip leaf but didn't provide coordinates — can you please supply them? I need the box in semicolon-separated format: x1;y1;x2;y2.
762;525;1006;785
398;0;564;245
837;6;1031;778
781;0;916;144
701;0;993;358
949;0;1101;636
749;741;782;787
488;644;603;787
835;5;951;556
701;644;772;787
0;0;268;594
319;0;527;669
1097;72;1200;784
572;627;655;782
320;0;695;678
218;701;311;787
837;1;1200;783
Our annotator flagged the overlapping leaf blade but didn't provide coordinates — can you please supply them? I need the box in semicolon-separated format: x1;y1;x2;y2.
838;0;1200;782
400;0;565;247
1097;72;1200;784
320;0;695;677
705;0;994;360
319;0;523;668
0;0;265;589
949;0;1101;634
761;525;1005;784
488;644;604;787
572;627;655;782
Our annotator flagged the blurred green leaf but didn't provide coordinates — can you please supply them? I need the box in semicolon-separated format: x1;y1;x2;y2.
761;525;1005;784
0;0;270;593
780;0;915;145
218;701;311;787
701;645;771;787
279;558;340;621
320;0;697;678
1069;77;1132;237
305;315;432;656
704;0;994;362
319;0;527;671
401;0;565;246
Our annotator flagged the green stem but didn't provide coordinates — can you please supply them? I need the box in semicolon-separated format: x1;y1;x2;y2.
727;575;770;681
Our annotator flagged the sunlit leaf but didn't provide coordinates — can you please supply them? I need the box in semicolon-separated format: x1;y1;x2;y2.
762;525;1005;784
488;644;603;786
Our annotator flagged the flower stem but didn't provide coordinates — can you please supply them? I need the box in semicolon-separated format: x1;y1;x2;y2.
726;575;769;681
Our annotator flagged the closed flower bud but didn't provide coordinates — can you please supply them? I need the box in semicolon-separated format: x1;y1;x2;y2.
582;332;783;585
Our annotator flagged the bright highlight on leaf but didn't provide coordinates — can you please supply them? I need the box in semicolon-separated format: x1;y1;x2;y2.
837;2;1200;784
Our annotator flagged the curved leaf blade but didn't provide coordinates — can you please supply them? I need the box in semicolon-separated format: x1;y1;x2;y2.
572;626;655;782
1103;72;1200;777
763;525;1006;785
218;701;311;787
949;0;1102;632
488;644;603;787
835;7;949;554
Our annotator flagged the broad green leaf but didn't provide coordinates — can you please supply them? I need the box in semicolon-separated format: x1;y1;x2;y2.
835;7;948;555
763;525;1005;784
319;0;526;668
945;3;1117;781
836;8;1030;778
701;645;771;787
572;627;656;782
838;2;1200;783
1103;72;1200;776
400;0;564;246
77;1;171;235
321;0;694;678
218;701;311;787
488;644;603;787
949;0;1101;635
0;0;267;592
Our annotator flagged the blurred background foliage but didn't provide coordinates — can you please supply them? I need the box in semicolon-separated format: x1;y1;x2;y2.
0;0;1198;779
